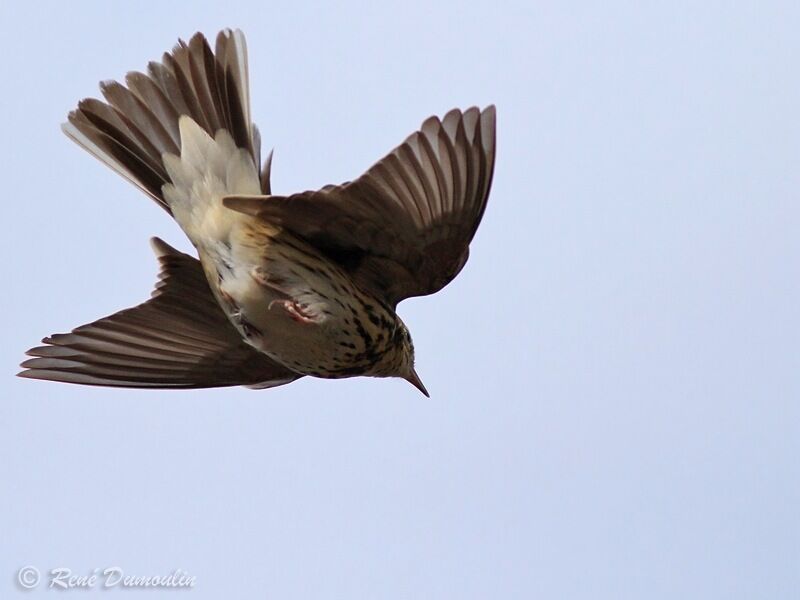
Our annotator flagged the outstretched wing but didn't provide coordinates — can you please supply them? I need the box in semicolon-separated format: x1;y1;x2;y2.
224;106;496;307
18;238;300;389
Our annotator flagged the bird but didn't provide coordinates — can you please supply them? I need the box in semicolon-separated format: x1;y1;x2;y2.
18;29;496;396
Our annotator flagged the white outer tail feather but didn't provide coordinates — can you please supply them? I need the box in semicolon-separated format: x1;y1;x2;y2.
230;29;252;137
61;121;163;204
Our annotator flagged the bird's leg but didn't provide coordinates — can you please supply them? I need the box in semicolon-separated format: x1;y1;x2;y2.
250;266;290;295
251;266;319;325
268;299;317;324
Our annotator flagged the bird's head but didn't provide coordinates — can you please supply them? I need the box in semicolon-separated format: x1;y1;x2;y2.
372;319;429;397
391;320;429;397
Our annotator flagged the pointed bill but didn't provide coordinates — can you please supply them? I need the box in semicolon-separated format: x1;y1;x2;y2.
404;368;430;397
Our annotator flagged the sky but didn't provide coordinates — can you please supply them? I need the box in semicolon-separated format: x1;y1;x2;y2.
1;1;798;598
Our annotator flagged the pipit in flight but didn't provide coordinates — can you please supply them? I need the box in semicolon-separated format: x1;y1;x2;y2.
19;29;496;396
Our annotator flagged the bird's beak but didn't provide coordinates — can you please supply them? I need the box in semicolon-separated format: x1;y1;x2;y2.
404;368;430;397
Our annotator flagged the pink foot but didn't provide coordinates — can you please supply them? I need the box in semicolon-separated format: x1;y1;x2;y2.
269;299;317;324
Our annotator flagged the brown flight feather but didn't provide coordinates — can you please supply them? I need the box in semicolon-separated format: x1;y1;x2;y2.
224;106;496;307
19;238;300;389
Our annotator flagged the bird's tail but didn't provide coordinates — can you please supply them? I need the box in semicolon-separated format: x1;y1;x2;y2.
62;29;272;243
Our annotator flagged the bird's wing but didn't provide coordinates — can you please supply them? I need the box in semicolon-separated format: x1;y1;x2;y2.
224;106;496;307
18;238;300;389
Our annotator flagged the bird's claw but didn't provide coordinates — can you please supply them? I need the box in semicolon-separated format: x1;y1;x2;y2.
268;299;316;324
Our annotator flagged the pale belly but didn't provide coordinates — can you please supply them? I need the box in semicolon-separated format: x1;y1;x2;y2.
198;227;395;377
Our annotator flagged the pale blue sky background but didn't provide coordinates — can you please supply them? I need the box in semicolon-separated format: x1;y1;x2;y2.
1;1;798;598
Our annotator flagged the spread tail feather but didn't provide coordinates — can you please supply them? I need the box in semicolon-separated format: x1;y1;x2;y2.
62;29;271;216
